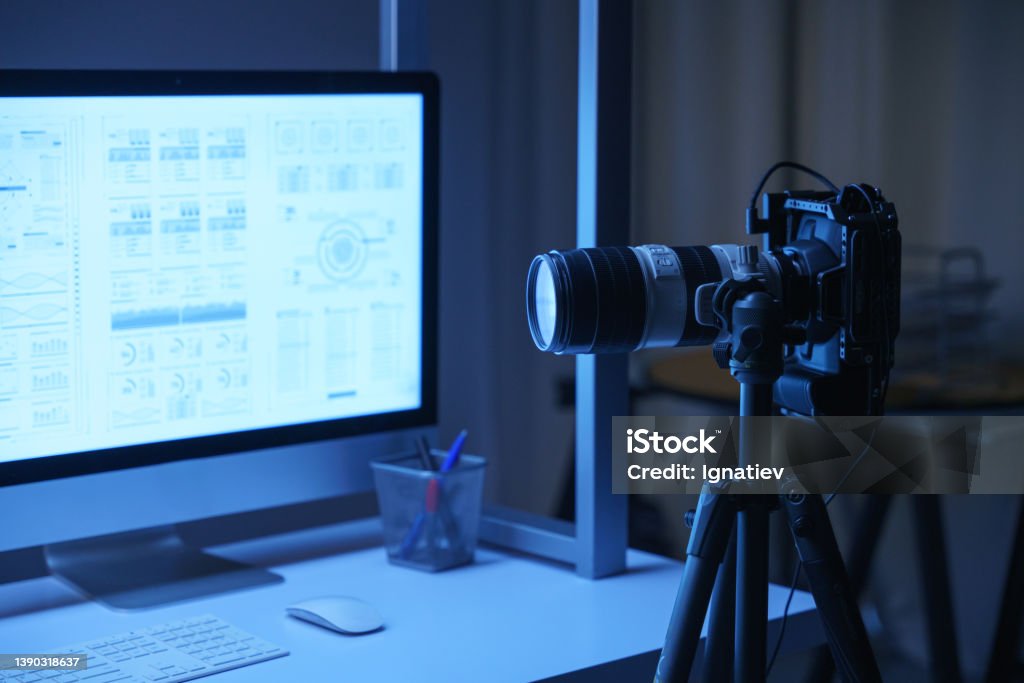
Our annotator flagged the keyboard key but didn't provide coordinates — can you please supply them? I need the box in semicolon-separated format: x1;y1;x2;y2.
207;654;245;667
81;672;126;683
78;667;113;680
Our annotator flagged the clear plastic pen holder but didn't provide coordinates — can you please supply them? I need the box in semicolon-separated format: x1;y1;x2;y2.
371;451;486;571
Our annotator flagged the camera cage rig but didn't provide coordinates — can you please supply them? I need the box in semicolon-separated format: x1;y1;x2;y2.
724;183;902;416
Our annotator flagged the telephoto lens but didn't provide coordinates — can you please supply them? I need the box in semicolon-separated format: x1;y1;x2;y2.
526;244;745;354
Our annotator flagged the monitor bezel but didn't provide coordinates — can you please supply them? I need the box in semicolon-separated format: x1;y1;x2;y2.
0;70;439;487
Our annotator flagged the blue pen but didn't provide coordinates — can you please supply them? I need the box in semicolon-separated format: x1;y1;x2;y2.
440;429;469;472
400;429;468;558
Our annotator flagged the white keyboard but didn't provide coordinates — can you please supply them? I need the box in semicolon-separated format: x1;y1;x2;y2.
0;615;287;682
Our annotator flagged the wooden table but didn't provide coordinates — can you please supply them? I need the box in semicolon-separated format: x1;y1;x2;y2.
647;349;1024;412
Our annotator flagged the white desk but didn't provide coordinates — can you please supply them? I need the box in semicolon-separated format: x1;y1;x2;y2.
0;519;824;682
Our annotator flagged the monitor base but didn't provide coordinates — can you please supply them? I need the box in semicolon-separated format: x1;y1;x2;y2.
44;525;283;611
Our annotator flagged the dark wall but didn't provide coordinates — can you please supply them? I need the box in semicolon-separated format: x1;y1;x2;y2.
0;0;378;70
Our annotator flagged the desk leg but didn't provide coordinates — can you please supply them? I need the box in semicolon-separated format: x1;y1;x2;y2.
985;497;1024;683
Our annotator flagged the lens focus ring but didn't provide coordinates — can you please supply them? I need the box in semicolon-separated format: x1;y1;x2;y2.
585;247;646;352
672;246;722;346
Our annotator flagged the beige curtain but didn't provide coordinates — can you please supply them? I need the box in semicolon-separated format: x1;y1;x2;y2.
632;1;1024;674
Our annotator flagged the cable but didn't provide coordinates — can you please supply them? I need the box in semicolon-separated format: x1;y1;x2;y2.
765;560;802;677
748;161;840;210
824;420;880;506
765;420;880;677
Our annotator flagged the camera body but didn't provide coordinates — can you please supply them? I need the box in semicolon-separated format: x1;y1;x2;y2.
740;185;900;415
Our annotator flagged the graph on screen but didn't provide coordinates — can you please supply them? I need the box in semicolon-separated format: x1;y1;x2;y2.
0;93;423;462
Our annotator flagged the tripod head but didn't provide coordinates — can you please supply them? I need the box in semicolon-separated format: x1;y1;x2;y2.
695;247;786;386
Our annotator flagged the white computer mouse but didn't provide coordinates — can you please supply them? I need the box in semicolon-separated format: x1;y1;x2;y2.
286;596;385;635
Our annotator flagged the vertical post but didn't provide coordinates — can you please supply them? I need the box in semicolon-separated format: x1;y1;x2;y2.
575;0;631;579
735;385;772;682
986;497;1024;683
912;496;962;683
379;0;427;71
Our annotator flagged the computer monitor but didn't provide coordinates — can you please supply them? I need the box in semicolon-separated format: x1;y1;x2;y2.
0;70;438;608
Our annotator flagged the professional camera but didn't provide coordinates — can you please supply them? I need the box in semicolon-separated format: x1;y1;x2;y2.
525;163;901;416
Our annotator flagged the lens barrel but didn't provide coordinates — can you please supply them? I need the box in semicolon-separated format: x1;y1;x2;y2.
526;244;723;354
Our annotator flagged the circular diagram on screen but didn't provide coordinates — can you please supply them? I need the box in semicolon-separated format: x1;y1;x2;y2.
317;221;368;282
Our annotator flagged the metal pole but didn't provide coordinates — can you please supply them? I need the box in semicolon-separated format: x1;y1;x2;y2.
913;496;963;683
735;383;772;683
985;497;1024;683
702;533;737;682
379;0;427;71
575;0;632;579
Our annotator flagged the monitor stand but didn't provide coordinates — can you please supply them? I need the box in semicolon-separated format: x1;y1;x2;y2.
44;525;282;610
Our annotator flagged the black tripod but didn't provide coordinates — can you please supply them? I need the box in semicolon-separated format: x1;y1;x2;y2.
654;286;882;683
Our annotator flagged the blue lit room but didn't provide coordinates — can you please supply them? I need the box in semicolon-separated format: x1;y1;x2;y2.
1;2;1023;682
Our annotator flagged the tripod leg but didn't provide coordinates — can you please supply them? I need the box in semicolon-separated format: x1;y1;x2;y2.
912;496;962;683
734;405;773;683
985;496;1024;683
736;497;771;682
781;494;882;683
806;496;891;683
702;531;737;683
656;487;736;683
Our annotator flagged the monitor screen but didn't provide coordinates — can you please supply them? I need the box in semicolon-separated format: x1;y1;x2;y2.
0;73;435;476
